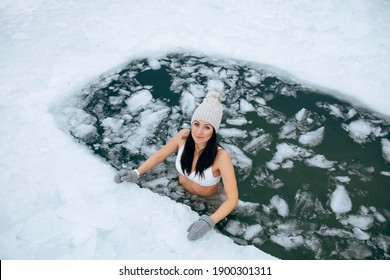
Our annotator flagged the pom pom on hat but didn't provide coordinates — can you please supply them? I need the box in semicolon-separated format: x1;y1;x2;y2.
191;91;223;132
205;91;221;101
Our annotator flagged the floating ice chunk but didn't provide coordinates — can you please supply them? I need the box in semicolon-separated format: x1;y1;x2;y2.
335;176;351;183
294;190;316;217
278;122;297;139
270;195;289;217
254;97;266;105
298;127;324;147
340;240;373;259
273;143;300;162
270;234;304;250
281;160;294;169
359;205;370;215
72;124;97;139
245;74;260;85
353;228;370;240
328;104;344;118
346;108;357;119
343;119;375;144
256;106;286;124
147;59;161;70
317;226;354;238
139;108;170;131
182;65;197;73
207;79;224;92
219;128;247;138
188;84;205;98
101;117;124;134
109;96;124;105
316;103;345;118
295;108;307;122
381;138;390;162
243;134;273;152
280;87;296;97
347;215;374;230
125;89;153;113
240;99;255;113
119;89;131;95
222;143;252;171
198;67;214;78
64;107;96;128
180;90;196;117
226;117;248;126
380;171;390;176
235;200;260;215
225;220;243;236
244;224;263;240
330;185;352;214
254;169;284;189
266;161;280;171
304;237;322;255
143;177;170;188
374;212;387;223
305;154;336;169
276;222;300;234
267;143;311;170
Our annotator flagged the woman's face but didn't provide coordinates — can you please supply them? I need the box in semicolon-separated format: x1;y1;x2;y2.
191;120;214;146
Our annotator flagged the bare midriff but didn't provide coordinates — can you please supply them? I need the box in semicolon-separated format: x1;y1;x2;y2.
178;174;219;197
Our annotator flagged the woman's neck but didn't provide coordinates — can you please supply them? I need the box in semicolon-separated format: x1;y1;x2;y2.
194;143;206;154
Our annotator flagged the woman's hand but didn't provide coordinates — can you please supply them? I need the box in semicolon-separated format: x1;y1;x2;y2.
113;169;139;183
187;215;215;240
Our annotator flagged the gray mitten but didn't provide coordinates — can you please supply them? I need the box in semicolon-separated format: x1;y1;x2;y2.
187;215;215;241
113;169;139;183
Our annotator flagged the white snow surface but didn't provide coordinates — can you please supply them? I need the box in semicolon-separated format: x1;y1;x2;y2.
1;0;390;259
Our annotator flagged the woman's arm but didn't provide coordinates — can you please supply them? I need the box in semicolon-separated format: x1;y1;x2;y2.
210;150;239;224
137;129;189;175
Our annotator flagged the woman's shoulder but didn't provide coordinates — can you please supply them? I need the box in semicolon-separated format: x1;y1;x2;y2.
172;128;190;146
215;147;231;162
217;148;230;157
214;148;234;172
176;128;190;140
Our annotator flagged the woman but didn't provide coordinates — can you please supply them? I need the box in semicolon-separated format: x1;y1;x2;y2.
114;91;238;241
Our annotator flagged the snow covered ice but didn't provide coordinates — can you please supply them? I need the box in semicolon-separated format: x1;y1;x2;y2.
1;0;390;260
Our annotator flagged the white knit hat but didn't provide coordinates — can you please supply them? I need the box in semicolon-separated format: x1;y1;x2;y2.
191;91;223;132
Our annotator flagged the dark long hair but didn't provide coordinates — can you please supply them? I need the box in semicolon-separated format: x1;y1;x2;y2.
180;128;219;178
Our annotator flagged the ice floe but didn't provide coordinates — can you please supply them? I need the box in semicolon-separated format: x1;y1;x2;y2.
298;126;325;147
330;185;352;215
267;143;311;171
305;154;336;169
347;215;375;230
381;138;390;162
342;119;380;144
269;195;289;217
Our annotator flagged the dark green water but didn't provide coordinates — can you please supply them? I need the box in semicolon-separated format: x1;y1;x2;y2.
61;53;390;259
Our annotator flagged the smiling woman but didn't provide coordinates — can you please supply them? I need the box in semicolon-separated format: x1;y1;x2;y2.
114;91;239;241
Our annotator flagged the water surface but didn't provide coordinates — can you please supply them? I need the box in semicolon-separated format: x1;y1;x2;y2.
60;53;390;259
